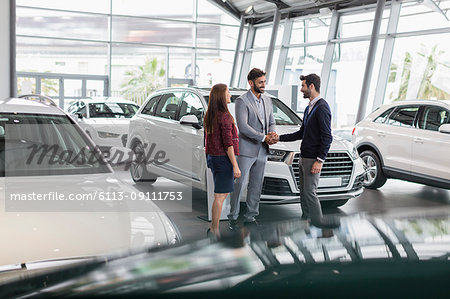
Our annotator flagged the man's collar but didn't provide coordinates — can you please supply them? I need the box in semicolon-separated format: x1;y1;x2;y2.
250;90;261;101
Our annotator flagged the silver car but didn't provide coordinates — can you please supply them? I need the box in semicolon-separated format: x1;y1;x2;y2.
127;87;365;208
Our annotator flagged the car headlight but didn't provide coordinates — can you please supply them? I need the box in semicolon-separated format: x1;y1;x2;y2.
98;131;121;138
268;149;288;162
351;146;359;160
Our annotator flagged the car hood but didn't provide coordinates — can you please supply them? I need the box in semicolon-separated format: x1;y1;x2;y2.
2;209;449;297
0;173;171;267
270;126;353;153
83;118;131;132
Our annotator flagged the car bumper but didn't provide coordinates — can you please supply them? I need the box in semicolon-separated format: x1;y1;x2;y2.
259;152;365;204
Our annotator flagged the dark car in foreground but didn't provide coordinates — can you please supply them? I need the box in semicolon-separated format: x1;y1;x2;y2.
1;209;449;297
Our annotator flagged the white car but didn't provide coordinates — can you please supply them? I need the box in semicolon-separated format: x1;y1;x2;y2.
353;100;450;189
67;97;139;153
127;87;365;208
0;96;180;268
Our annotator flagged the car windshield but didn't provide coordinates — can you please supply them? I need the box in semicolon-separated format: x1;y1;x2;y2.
89;102;139;118
204;95;302;126
0;113;111;176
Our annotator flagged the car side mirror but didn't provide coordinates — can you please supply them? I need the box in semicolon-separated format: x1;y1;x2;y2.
76;113;83;120
180;115;202;129
438;123;450;134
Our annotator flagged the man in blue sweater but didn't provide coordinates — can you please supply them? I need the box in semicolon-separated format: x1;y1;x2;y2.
276;74;339;228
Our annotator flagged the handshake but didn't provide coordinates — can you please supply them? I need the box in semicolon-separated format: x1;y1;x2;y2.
264;131;279;145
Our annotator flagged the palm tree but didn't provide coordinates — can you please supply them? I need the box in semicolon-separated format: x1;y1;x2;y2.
416;44;450;99
120;57;166;98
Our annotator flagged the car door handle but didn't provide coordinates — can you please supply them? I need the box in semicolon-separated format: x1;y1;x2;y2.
170;132;177;138
414;138;424;144
376;132;385;137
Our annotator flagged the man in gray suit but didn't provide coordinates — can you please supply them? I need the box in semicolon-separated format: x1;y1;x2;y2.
228;68;277;229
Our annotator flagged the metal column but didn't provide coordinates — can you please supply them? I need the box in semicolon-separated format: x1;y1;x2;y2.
274;19;293;85
230;15;245;87
373;0;401;110
355;0;386;124
10;0;16;97
320;9;340;99
238;24;256;88
106;0;112;96
265;8;281;82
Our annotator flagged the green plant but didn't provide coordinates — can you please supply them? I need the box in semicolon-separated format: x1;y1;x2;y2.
120;57;166;96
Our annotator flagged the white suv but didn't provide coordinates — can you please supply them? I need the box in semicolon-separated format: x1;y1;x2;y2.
66;97;140;153
0;96;179;268
353;100;450;189
127;87;365;208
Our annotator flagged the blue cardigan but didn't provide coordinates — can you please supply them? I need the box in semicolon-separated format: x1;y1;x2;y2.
279;98;332;160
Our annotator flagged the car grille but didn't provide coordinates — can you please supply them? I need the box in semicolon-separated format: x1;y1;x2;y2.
262;177;297;196
292;152;354;189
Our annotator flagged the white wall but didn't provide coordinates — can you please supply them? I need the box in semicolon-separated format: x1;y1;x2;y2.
0;0;11;99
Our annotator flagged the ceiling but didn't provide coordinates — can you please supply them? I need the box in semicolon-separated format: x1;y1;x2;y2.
208;0;382;24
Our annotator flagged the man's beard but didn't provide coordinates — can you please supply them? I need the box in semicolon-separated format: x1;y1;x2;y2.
254;85;264;94
302;89;310;98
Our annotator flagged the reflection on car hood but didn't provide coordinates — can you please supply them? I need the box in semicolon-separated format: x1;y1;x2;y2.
84;118;131;133
2;210;449;297
271;126;351;152
0;173;169;268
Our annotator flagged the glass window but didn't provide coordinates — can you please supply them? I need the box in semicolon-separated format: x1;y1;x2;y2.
197;0;239;25
374;107;394;124
384;34;450;102
16;7;109;41
340;10;389;39
112;0;194;20
154;92;183;120
196;49;234;87
418;105;450;131
111;45;167;104
88;102;139;118
141;95;161;116
17;0;111;13
16;37;108;75
178;93;204;122
397;3;450;33
67;102;79;114
307;18;331;43
1;113;109;177
112;16;193;46
196;24;238;50
387;106;419;127
272;98;302;126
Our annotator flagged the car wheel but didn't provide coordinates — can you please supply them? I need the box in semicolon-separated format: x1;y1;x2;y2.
130;142;157;184
321;199;349;209
360;150;387;189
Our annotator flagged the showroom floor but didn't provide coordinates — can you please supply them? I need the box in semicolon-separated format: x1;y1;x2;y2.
114;168;450;244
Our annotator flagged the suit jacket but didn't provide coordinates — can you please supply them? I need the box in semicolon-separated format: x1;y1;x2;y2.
279;98;332;160
235;90;276;157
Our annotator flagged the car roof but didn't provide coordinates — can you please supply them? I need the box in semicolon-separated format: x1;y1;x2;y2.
150;86;274;98
0;97;66;115
77;97;138;105
379;99;450;109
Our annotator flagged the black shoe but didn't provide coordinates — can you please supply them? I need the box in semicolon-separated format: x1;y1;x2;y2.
228;220;239;231
244;220;258;227
310;217;340;229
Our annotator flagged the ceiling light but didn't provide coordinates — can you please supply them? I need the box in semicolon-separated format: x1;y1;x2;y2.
245;5;254;15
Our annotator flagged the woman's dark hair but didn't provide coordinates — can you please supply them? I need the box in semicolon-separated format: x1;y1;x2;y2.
204;83;234;135
247;68;266;82
300;74;321;93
